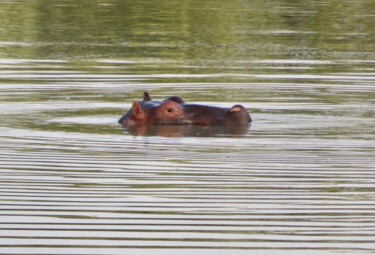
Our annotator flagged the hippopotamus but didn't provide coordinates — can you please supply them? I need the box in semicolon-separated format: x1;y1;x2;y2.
119;91;252;127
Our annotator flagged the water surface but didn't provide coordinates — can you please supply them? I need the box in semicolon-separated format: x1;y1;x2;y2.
0;0;374;254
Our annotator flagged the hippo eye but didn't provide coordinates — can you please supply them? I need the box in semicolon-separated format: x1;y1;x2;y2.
166;107;174;114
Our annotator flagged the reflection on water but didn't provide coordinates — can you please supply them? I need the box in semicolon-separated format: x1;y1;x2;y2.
124;124;251;137
1;0;375;255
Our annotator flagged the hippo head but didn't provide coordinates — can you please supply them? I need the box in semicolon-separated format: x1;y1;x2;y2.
226;104;252;125
119;91;252;127
124;100;191;126
119;92;188;126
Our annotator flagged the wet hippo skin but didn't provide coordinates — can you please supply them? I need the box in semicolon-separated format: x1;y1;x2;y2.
119;91;252;127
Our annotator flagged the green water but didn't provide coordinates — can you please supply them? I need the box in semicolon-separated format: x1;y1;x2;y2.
0;1;374;254
2;0;374;60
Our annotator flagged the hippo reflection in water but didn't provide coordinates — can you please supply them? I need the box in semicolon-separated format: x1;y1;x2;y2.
119;92;252;128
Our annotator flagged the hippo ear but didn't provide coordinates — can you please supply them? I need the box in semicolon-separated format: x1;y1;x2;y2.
166;96;185;104
143;91;152;101
229;105;244;113
132;101;145;120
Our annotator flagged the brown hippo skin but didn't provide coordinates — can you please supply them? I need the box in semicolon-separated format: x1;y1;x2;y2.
119;92;252;126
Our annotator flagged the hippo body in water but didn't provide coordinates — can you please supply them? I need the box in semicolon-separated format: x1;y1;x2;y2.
119;92;252;127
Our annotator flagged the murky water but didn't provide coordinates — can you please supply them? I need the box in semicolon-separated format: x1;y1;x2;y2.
1;0;375;254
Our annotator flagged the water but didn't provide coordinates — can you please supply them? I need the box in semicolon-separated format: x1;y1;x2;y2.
0;0;375;254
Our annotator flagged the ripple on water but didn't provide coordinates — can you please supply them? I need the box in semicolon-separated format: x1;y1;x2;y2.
1;57;375;254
